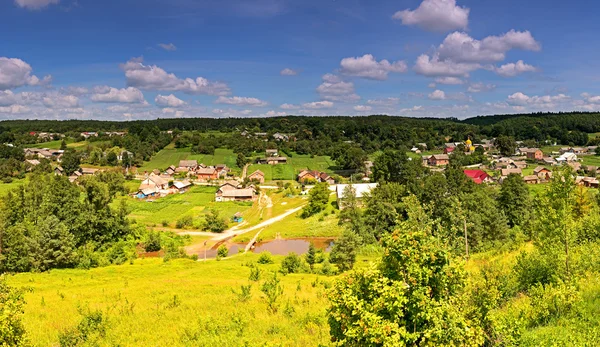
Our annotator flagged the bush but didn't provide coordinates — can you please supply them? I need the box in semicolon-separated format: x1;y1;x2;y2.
280;252;302;275
217;245;228;260
144;231;162;252
0;279;28;347
257;251;274;264
161;220;169;227
176;216;193;229
204;209;228;233
319;259;335;276
527;282;581;327
514;250;558;291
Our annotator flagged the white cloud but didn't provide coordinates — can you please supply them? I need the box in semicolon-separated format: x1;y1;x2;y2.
507;92;570;106
280;68;298;76
155;94;186;108
158;43;177;51
43;94;79;109
428;83;437;88
14;0;59;10
353;105;372;112
339;54;407;80
428;90;446;100
581;93;600;104
0;91;18;106
280;103;300;109
0;105;29;114
367;97;400;106
121;57;230;96
414;54;479;77
495;60;538;77
302;101;333;109
0;57;51;90
392;0;469;33
61;86;89;96
91;86;146;103
467;82;496;93
435;77;464;85
316;74;360;102
438;30;541;63
262;110;287;117
215;96;268;107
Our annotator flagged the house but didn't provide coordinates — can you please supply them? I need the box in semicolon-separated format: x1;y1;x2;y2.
463;170;492;184
178;160;198;170
513;161;528;169
541;157;556;166
444;147;455;155
520;148;543;161
523;175;540;184
571;147;588;154
410;147;421;154
81;168;99;176
117;150;133;161
266;149;279;157
215;164;230;178
582;177;600;188
494;161;515;170
364;161;374;176
427;154;450;167
533;166;552;180
140;174;169;191
215;187;256;202
25;159;40;166
152;169;161;176
568;161;582;172
54;166;64;176
257;157;287;165
556;152;578;163
297;170;335;184
336;183;378;209
501;168;523;177
173;180;192;192
165;165;176;176
197;167;218;181
219;180;241;191
137;187;158;199
273;133;289;141
248;170;265;183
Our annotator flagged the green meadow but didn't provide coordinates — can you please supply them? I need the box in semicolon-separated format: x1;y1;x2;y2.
138;147;238;173
7;255;335;347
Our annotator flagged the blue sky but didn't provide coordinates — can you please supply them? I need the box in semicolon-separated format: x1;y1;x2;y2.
1;0;600;120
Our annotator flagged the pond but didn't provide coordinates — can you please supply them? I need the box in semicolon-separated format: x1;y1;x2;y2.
202;238;335;258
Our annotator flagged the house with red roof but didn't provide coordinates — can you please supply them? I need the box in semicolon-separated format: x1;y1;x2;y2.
463;170;492;184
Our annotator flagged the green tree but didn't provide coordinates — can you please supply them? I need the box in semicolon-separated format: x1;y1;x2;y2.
30;216;77;271
0;278;28;346
60;139;67;150
305;243;316;271
329;229;361;272
494;135;517;156
328;196;484;346
121;151;131;168
106;151;118;166
61;150;81;176
144;230;162;252
204;209;228;233
236;152;248;169
301;182;330;218
499;173;530;227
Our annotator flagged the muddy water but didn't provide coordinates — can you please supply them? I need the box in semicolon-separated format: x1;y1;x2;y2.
202;238;334;258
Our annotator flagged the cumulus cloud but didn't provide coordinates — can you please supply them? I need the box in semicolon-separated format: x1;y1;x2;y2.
438;30;541;63
302;101;333;109
495;60;538;77
157;43;177;51
61;86;89;96
435;77;464;85
155;94;186;107
414;54;479;77
280;68;298;76
392;0;469;33
0;105;30;114
0;91;19;106
0;57;51;90
91;86;146;103
467;82;496;93
367;97;400;106
262;110;287;117
581;93;600;104
353;105;372;112
121;57;230;96
215;96;268;107
414;30;541;78
316;74;360;102
507;92;570;106
43;94;79;109
428;90;446;100
339;54;407;80
14;0;59;10
280;103;300;109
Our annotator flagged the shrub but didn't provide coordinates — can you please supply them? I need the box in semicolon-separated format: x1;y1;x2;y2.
249;264;261;282
514;250;558;291
144;230;161;252
319;259;335;276
280;252;302;275
261;272;283;313
257;251;274;264
216;245;228;260
0;279;27;347
527;282;581;327
176;216;193;229
161;220;169;227
204;209;228;233
232;284;252;302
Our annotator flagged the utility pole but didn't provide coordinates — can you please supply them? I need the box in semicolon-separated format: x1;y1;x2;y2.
204;240;207;262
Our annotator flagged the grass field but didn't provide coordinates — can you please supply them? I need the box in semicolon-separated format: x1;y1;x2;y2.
581;155;600;167
7;255;335;346
121;186;253;228
138;147;238;173
0;178;26;196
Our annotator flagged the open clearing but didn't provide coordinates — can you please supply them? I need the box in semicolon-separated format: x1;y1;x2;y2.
7;255;335;346
138;147;238;173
